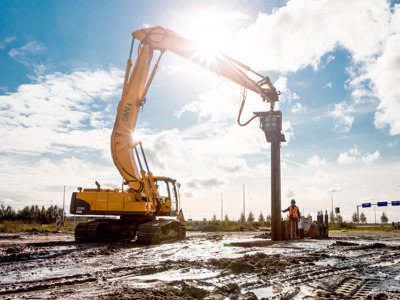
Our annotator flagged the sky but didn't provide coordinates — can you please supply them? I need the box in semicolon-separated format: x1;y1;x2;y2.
1;0;400;223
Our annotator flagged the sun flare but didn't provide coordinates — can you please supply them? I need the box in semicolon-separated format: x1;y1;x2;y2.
174;7;247;55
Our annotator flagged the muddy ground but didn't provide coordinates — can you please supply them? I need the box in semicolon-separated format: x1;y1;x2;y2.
0;231;399;299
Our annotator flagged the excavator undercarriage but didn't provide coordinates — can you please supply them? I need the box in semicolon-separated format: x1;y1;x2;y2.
136;219;186;244
74;217;186;244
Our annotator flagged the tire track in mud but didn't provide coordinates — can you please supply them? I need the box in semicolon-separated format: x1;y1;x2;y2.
277;242;400;300
1;233;400;299
0;273;97;297
153;240;400;299
0;239;130;298
0;242;77;265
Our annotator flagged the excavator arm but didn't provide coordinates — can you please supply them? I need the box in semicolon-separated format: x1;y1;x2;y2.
111;26;280;200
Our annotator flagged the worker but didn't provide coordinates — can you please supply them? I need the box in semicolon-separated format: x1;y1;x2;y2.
282;199;301;239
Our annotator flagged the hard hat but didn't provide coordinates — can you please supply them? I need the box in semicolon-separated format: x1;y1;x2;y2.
291;199;296;204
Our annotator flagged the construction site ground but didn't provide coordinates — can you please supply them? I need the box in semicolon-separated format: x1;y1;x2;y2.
0;230;399;299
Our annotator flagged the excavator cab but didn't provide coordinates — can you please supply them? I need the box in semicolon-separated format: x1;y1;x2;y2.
154;177;180;216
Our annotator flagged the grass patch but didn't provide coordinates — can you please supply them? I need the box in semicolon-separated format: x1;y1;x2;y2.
329;222;399;232
0;219;77;233
187;220;271;232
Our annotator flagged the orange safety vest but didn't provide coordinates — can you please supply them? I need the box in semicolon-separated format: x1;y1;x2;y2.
289;206;299;219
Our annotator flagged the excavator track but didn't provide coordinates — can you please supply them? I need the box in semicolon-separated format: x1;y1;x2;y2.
136;220;186;245
74;217;154;243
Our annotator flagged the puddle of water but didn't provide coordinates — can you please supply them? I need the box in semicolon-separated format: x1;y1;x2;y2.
123;268;220;282
370;261;397;267
314;257;342;266
252;284;290;298
252;284;317;299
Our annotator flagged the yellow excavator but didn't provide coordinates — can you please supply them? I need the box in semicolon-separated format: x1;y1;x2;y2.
70;26;280;243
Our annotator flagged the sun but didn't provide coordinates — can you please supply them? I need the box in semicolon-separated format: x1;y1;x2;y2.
170;7;249;73
173;7;244;55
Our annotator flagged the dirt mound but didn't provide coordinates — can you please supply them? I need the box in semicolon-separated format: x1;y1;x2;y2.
208;252;322;275
357;242;387;249
181;281;208;299
194;225;223;232
329;241;358;247
96;286;184;300
0;234;20;240
256;232;271;239
5;246;22;254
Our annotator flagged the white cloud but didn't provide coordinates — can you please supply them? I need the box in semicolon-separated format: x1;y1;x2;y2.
174;80;274;125
142;121;268;177
8;40;45;65
0;36;16;50
369;7;400;135
174;82;241;122
274;76;299;103
388;139;398;147
337;145;380;165
291;102;305;113
4;37;16;44
327;187;344;195
337;152;357;165
0;68;123;156
326;55;335;64
282;120;294;143
329;102;354;133
361;150;380;165
237;0;389;72
284;184;297;198
307;155;327;168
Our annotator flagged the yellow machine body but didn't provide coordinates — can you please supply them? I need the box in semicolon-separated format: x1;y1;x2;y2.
70;176;179;217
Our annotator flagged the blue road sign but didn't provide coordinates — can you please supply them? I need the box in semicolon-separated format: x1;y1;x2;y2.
392;201;400;206
362;203;371;208
377;201;388;207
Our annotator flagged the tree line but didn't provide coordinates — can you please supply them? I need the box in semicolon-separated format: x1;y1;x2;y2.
211;210;390;225
210;211;271;224
0;204;64;224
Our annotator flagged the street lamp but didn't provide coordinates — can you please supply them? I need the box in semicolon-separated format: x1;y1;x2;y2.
62;186;66;226
221;194;223;221
243;185;245;222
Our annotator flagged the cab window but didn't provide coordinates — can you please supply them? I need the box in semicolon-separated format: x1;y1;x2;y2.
156;180;169;203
